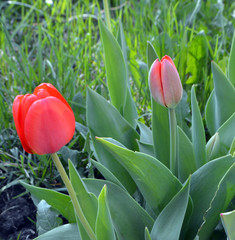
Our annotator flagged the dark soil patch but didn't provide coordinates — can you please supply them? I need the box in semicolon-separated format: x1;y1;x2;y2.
0;184;37;240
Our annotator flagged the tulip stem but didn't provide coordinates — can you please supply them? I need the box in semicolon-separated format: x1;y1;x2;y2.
168;108;177;176
51;153;96;240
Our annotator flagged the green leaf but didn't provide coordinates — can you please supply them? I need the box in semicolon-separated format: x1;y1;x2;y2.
137;121;153;145
198;163;235;239
34;223;80;240
20;181;75;223
151;177;191;240
68;160;98;239
99;19;127;112
84;179;154;240
217;112;235;153
177;126;197;183
205;90;216;135
229;138;235;156
91;160;125;190
185;155;235;239
228;31;235;86
86;87;138;194
185;34;207;84
206;132;221;161
221;210;235;239
96;138;182;215
147;41;158;70
123;87;138;128
117;20;127;65
145;227;152;240
36;200;62;236
152;99;170;168
137;141;155;157
206;62;235;134
175;90;191;139
96;185;116;240
191;85;206;168
155;33;173;58
117;20;137;128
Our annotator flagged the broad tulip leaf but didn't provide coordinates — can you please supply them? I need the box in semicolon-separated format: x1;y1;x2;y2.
137;141;155;157
96;137;182;215
206;113;235;160
20;181;75;223
68;160;98;240
117;20;127;67
206;132;222;161
147;42;170;167
191;85;206;168
36;200;62;235
145;227;152;240
151;97;170;168
137;121;153;144
99;19;127;112
229;138;235;156
86;87;138;194
84;179;154;240
151;177;191;240
91;160;125;190
35;223;80;240
147;41;159;69
221;210;235;239
205;62;235;135
205;90;216;135
117;20;138;128
96;185;116;240
99;19;137;127
229;31;235;86
198;163;235;239
217;112;235;153
185;154;235;239
177;126;197;183
175;90;191;139
123;87;138;128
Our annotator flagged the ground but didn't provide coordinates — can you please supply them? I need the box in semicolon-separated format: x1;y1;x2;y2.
0;184;37;240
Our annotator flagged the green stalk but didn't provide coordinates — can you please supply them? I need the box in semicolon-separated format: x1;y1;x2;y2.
103;0;111;32
168;108;177;176
51;153;96;240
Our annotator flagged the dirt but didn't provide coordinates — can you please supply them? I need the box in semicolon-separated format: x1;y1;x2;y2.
0;184;37;240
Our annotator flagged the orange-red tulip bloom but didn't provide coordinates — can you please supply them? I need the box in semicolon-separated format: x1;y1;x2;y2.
149;55;183;108
12;83;75;155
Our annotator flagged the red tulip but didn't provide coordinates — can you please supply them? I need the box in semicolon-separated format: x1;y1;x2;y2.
149;55;183;108
12;83;75;155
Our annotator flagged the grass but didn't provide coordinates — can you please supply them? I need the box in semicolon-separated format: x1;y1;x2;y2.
0;0;234;189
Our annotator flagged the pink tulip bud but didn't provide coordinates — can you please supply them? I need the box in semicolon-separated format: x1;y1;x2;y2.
149;55;183;108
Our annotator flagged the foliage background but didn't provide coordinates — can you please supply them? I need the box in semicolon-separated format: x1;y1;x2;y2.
0;0;235;193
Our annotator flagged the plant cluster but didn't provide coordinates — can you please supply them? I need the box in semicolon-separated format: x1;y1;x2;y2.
0;0;235;239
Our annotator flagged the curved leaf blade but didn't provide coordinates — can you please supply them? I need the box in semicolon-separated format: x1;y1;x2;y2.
191;85;206;168
84;179;154;240
186;155;235;239
96;137;182;215
151;178;191;240
96;185;116;240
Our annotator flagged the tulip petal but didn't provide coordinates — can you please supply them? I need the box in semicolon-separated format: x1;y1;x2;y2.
24;97;75;155
161;55;177;71
161;59;182;108
12;95;33;153
149;59;166;106
34;83;72;111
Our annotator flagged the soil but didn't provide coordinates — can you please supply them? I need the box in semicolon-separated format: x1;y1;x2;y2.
0;184;37;240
